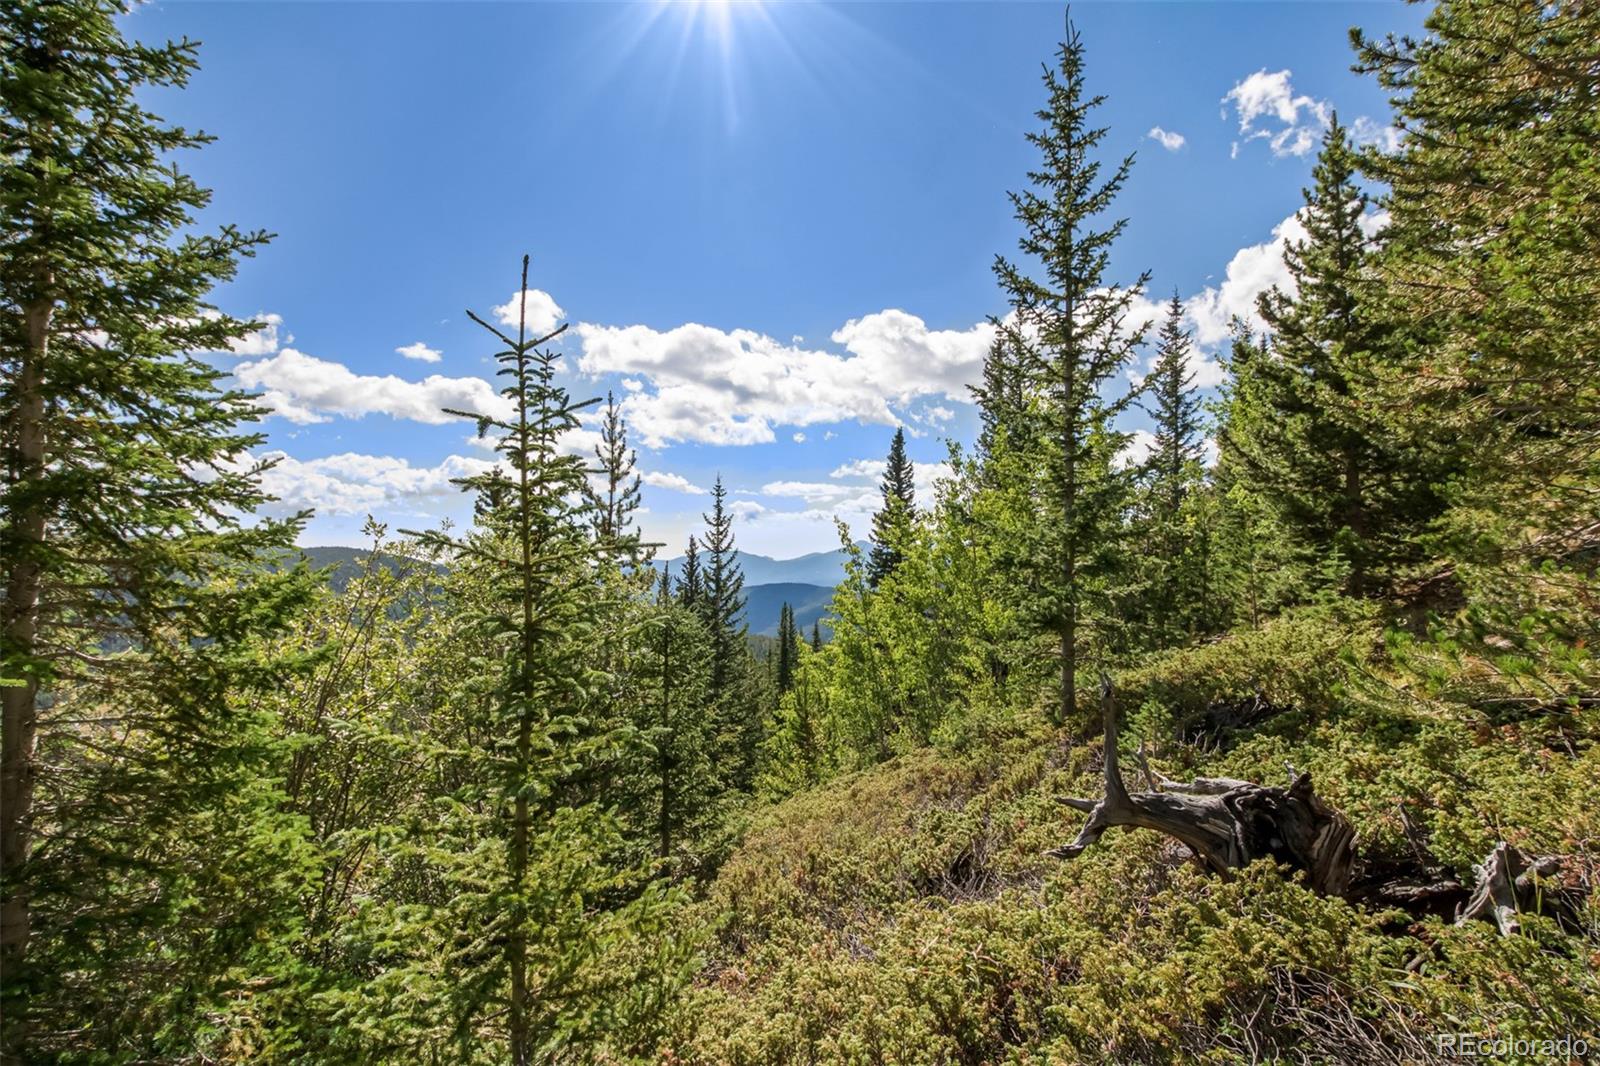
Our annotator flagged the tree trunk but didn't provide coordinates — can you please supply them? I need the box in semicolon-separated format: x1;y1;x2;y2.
2;297;51;1050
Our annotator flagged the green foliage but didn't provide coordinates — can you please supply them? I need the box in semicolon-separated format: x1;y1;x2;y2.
1;2;319;1057
867;428;916;589
987;19;1150;723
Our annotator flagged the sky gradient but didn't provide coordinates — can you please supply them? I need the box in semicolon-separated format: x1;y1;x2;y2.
131;0;1424;557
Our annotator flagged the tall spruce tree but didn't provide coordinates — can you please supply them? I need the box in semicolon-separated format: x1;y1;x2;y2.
586;390;647;564
867;428;916;588
1225;116;1439;597
699;477;763;789
1351;0;1599;706
1;5;318;1058
701;477;747;695
1140;293;1206;643
990;18;1149;723
405;259;678;1063
775;603;799;694
676;535;704;612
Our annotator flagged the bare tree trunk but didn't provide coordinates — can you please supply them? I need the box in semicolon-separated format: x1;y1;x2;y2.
2;297;51;1064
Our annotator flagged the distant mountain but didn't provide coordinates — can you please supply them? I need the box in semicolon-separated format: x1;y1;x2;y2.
741;582;834;639
295;547;836;639
296;545;440;593
652;544;861;588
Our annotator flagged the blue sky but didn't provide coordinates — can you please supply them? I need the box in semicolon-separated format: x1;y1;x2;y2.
132;0;1422;558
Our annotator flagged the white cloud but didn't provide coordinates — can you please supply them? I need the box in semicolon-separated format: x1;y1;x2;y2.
760;480;862;506
198;310;284;356
396;341;442;363
1146;126;1186;151
574;311;994;447
641;471;707;495
1116;429;1158;470
831;459;886;480
1351;115;1402;154
235;348;511;425
1223;69;1329;158
1185;212;1309;346
729;500;769;521
792;432;806;443
492;288;565;337
250;450;494;517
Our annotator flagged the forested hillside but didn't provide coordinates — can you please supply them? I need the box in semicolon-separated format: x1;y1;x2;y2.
2;1;1597;1063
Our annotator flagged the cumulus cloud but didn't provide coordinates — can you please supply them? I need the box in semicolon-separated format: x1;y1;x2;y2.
235;348;511;425
1116;429;1158;470
1351;115;1403;154
396;341;442;363
574;311;994;447
1146;126;1186;151
1186;213;1310;345
792;432;806;443
642;471;707;495
492;288;565;336
830;458;887;480
198;310;284;356
250;450;493;516
1185;205;1386;350
1223;69;1329;158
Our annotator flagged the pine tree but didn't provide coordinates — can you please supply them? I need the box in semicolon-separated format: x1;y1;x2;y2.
1349;0;1599;708
990;18;1150;723
699;477;763;790
701;477;747;695
586;390;648;564
867;428;916;588
1225;116;1440;598
775;603;798;694
406;259;678;1063
1139;292;1205;643
618;565;719;873
972;331;1032;466
676;535;704;612
1;5;318;1057
811;620;823;652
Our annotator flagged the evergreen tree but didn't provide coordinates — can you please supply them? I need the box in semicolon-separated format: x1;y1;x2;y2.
811;620;823;652
990;18;1149;723
1350;0;1599;707
608;564;720;875
699;477;764;790
972;331;1032;466
586;390;647;564
775;603;799;694
1;4;317;1057
406;259;680;1064
1139;293;1206;643
1224;116;1440;597
867;428;916;588
676;535;704;612
701;477;747;696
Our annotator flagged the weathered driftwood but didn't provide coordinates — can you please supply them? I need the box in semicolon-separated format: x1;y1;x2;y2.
1049;681;1589;937
1455;841;1578;936
1048;676;1356;896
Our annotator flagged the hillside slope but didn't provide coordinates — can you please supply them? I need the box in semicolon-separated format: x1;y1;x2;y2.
669;614;1600;1064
